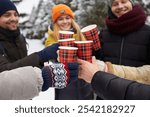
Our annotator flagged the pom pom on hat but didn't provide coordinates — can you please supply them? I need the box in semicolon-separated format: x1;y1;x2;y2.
0;0;19;16
52;4;74;23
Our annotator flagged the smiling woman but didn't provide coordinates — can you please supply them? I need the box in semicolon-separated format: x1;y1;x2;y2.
56;15;72;31
44;4;86;47
44;4;94;100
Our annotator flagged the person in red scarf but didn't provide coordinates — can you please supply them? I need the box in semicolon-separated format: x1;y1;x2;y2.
94;0;150;77
79;0;150;99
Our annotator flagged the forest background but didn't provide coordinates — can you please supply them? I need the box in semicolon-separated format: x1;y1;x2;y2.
13;0;150;40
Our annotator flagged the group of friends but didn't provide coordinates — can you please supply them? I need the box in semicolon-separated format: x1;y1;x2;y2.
0;0;150;100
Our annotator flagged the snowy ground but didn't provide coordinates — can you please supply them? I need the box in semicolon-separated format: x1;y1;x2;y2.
26;39;54;100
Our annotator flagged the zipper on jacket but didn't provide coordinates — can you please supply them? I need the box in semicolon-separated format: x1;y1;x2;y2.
119;37;124;64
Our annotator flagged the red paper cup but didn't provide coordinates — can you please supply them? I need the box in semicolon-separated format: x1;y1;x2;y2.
59;31;74;39
74;41;93;62
59;46;78;63
58;38;75;47
81;24;101;51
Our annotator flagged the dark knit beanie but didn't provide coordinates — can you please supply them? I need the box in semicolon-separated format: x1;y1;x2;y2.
0;0;19;16
107;0;136;7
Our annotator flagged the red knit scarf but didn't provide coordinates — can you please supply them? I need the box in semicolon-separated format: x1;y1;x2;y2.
106;5;146;35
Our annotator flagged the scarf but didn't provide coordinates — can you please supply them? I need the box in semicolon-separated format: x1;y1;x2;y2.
0;27;20;42
106;5;146;35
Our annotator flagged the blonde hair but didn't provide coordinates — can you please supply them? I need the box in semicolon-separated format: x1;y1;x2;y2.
53;19;86;41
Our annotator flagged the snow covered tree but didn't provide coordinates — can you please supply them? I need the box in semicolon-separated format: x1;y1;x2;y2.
73;0;107;30
18;0;150;39
22;0;55;39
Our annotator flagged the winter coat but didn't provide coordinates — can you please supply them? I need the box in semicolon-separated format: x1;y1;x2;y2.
0;28;42;72
0;66;43;100
92;71;150;100
99;24;150;66
96;5;150;67
44;26;58;47
106;63;150;85
96;60;150;85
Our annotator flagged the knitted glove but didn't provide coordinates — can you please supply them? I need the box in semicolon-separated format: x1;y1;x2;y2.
37;43;59;62
41;62;79;91
64;62;79;82
96;60;108;72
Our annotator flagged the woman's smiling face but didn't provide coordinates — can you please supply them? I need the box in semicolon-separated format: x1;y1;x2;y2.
56;15;72;31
